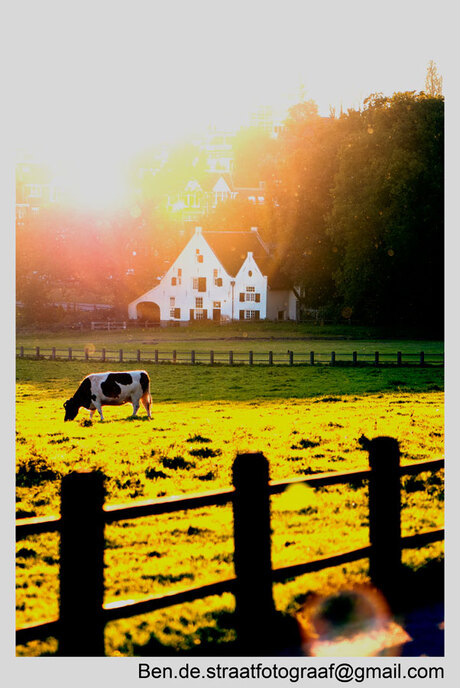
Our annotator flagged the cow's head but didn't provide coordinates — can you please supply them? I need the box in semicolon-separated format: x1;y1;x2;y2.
63;398;79;421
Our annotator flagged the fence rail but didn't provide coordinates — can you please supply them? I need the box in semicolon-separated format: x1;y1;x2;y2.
16;346;444;366
16;440;444;655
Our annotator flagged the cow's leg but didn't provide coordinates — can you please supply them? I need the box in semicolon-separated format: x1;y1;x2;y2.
140;392;152;419
131;396;140;417
93;399;104;421
89;409;95;420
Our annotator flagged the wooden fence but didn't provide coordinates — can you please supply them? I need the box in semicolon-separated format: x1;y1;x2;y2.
16;437;444;656
16;346;444;367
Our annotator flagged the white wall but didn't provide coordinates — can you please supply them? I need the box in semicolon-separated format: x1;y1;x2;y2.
128;228;268;322
266;289;297;321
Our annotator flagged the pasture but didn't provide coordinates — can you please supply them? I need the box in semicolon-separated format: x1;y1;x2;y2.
16;321;444;359
16;357;444;656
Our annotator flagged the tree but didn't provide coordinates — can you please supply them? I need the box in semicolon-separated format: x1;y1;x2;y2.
425;60;443;97
327;92;444;330
264;100;342;313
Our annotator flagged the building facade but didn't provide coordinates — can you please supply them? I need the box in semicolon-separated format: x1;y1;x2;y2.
128;227;297;323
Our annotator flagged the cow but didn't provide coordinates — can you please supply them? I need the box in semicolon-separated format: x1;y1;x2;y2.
63;370;152;421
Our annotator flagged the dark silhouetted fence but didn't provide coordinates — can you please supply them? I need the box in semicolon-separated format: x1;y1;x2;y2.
16;437;444;655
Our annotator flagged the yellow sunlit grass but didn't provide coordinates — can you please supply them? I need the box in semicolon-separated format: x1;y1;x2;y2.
16;370;443;655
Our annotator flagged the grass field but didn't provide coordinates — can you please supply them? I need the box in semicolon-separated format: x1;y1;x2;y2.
15;352;444;656
16;322;444;358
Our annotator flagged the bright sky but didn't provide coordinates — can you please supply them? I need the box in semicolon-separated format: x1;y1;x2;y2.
9;0;448;208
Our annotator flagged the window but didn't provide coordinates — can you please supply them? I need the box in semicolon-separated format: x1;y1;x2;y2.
197;254;203;263
213;269;218;278
195;297;203;308
193;277;206;291
215;277;223;287
178;268;182;277
244;287;260;302
28;184;41;198
171;277;177;286
248;270;252;277
195;309;206;320
213;301;221;308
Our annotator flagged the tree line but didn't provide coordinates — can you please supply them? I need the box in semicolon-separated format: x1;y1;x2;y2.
16;89;443;333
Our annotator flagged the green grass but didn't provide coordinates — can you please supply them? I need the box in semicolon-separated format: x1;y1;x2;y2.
17;322;444;358
15;358;444;656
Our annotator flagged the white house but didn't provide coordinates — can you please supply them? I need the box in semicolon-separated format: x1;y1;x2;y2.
128;226;298;323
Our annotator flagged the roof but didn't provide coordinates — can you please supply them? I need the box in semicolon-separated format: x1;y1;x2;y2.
202;230;268;277
202;229;294;289
161;227;294;291
199;173;234;192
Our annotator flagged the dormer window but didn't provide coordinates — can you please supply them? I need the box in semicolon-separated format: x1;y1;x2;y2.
197;254;203;263
248;270;252;277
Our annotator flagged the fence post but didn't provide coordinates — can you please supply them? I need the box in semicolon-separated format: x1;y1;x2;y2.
420;351;425;367
85;347;89;361
35;346;40;359
137;349;141;363
249;351;253;366
232;453;276;651
268;351;273;365
51;347;56;361
229;351;233;365
173;350;177;364
367;437;402;602
68;347;72;361
102;348;106;363
119;349;123;363
353;351;357;366
374;351;379;366
20;346;24;358
155;350;158;364
310;351;314;366
397;352;402;366
59;471;105;656
191;350;195;365
289;350;294;365
331;351;335;366
210;350;214;365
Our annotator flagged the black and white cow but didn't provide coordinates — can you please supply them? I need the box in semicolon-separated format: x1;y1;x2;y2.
63;370;151;421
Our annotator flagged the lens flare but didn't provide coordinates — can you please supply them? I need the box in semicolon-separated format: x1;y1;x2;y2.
297;586;411;656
